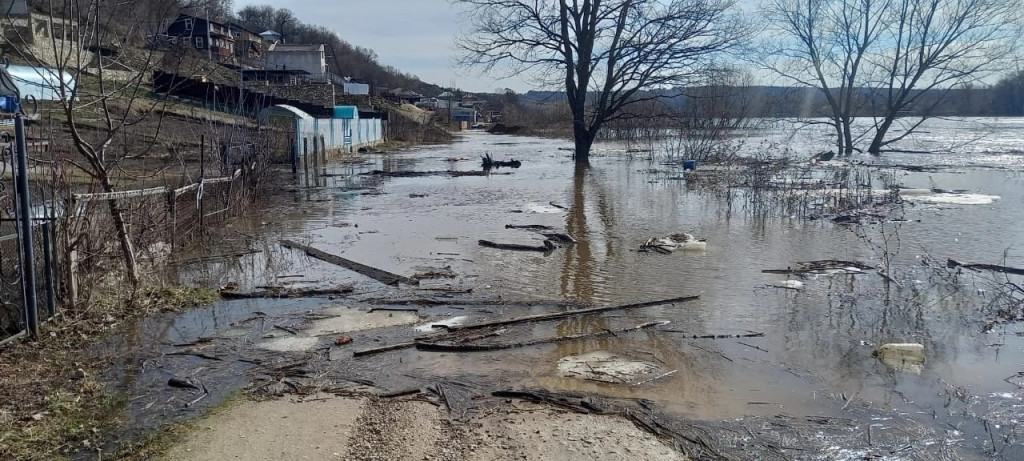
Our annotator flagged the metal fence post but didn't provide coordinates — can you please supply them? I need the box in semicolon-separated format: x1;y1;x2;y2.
302;137;309;186
41;221;55;318
290;137;296;175
14;114;38;338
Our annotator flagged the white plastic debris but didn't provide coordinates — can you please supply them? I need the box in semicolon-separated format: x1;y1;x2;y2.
873;343;925;374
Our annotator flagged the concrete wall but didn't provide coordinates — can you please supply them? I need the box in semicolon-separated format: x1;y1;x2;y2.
294;116;385;156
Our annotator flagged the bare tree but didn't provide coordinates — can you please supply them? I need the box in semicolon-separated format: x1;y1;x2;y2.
763;0;891;155
4;0;192;285
457;0;746;164
864;0;1018;153
763;0;1019;154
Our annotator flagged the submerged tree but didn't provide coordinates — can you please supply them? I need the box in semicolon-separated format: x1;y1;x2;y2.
457;0;746;164
763;0;1019;154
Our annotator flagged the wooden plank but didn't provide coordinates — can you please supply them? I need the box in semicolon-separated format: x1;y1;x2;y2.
416;321;669;352
443;295;699;332
279;239;419;286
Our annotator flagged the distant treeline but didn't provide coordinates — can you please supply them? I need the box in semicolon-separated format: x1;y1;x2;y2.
519;72;1024;118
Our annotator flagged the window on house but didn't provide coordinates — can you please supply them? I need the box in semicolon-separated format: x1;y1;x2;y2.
185;19;193;31
195;37;204;48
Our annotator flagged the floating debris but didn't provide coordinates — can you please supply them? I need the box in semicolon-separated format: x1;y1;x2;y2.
771;280;805;290
640;233;707;253
413;316;468;333
901;190;1000;205
873;343;926;374
557;351;659;384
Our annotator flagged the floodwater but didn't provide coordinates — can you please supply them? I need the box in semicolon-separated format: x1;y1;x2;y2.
128;117;1024;458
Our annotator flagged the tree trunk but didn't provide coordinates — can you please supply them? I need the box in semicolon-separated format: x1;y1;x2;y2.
100;175;140;285
573;124;594;165
841;117;854;155
867;116;895;154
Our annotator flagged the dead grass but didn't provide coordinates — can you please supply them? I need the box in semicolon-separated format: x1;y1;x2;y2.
0;284;219;460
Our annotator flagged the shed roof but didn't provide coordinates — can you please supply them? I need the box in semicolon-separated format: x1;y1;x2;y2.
267;43;324;53
258;104;313;123
4;65;74;101
333;105;358;119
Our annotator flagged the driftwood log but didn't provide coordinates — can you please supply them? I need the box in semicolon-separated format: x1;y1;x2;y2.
280;240;418;286
416;321;668;352
478;239;553;252
505;224;554;230
947;259;1024;276
219;286;354;299
442;295;699;332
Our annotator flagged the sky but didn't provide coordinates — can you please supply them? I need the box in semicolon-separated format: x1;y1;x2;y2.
232;0;532;93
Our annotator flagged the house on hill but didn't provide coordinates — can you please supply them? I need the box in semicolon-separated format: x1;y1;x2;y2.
386;88;423;104
259;30;282;44
227;22;263;67
164;13;235;59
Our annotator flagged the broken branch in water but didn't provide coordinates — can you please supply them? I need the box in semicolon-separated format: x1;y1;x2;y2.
165;351;223;361
361;170;510;178
478;239;553;252
352;341;418;357
415;321;668;352
632;370;678;386
280;239;419;286
658;330;765;339
762;260;873;275
947;259;1024;276
219;286;354;299
505;224;555;230
444;296;699;332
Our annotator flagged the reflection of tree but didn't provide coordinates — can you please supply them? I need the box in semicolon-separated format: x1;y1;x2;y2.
560;165;596;303
556;164;615;353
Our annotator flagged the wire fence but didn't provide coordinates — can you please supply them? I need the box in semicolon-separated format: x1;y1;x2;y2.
0;117;277;343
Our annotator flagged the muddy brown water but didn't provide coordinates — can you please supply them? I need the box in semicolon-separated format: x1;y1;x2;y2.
97;121;1024;459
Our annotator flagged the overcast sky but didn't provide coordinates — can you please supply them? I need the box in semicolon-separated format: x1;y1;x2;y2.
232;0;532;93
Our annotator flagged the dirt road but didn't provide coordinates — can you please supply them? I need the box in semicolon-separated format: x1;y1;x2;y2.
163;394;685;461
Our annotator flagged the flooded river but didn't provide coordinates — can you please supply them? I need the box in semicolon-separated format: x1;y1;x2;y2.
120;118;1024;459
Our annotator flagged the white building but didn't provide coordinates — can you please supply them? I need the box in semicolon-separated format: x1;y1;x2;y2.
265;43;326;76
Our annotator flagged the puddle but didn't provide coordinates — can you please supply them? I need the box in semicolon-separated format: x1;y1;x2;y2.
307;307;420;336
557;351;659;383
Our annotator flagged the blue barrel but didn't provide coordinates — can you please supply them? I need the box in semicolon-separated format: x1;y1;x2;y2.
683;160;697;171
